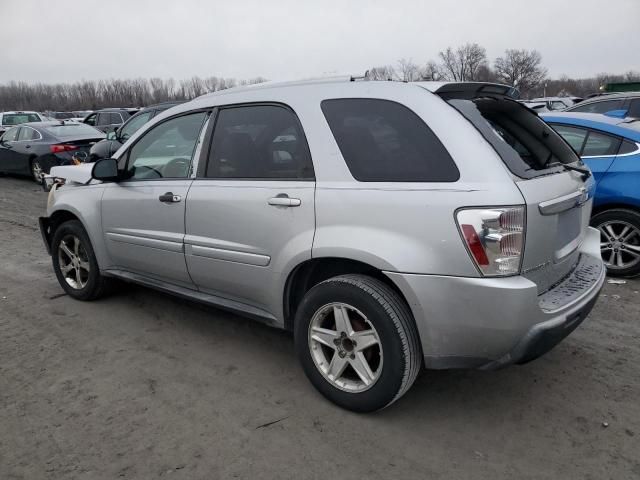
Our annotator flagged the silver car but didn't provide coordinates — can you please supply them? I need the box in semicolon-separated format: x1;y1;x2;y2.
39;79;605;412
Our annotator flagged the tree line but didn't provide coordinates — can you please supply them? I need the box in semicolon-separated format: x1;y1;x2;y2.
1;43;638;111
0;76;268;112
367;43;640;98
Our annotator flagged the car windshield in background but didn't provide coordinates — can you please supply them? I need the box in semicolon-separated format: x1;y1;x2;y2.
2;114;40;125
51;112;75;120
44;124;104;138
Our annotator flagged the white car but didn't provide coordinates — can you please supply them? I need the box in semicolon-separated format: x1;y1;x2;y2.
0;111;47;135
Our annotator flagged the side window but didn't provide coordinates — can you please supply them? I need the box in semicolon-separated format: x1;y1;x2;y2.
571;99;623;114
628;99;640;118
125;112;207;180
618;140;639;155
551;124;588;154
84;113;97;126
110;112;124;125
1;127;19;142
119;112;153;141
96;113;110;126
205;105;314;179
17;127;39;141
582;131;621;157
321;98;459;182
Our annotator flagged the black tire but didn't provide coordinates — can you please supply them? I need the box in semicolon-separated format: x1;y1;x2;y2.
591;209;640;277
29;157;43;183
294;274;421;412
51;220;112;300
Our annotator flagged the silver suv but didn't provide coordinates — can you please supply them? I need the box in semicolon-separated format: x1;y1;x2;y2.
39;79;606;412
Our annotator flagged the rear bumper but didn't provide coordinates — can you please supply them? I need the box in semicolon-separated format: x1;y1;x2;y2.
385;226;605;369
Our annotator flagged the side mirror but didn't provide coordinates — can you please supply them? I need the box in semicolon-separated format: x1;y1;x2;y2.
91;158;120;182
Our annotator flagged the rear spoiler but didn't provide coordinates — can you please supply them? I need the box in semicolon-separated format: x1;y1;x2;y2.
416;81;520;100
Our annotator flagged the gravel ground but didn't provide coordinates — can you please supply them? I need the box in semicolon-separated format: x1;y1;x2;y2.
0;175;639;479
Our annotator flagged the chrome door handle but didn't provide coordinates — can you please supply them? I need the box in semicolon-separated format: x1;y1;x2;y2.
159;192;182;203
268;195;301;207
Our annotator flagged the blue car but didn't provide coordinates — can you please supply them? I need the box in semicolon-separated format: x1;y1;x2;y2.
542;112;640;276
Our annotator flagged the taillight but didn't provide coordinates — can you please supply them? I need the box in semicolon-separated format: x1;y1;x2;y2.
456;206;525;276
50;144;78;154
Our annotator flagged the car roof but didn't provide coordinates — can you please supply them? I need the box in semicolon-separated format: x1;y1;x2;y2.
541;112;640;142
1;111;40;115
572;91;640;105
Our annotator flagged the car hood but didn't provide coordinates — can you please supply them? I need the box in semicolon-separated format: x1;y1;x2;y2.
49;163;94;184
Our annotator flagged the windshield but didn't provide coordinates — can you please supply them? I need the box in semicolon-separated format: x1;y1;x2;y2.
44;123;104;138
51;112;74;119
2;113;41;125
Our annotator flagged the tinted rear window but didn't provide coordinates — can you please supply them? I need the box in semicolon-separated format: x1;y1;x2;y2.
448;98;580;178
2;113;40;125
44;124;104;138
321;99;459;182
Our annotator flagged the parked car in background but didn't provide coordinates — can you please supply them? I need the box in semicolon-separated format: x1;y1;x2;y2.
542;112;640;276
82;108;139;133
0;121;104;181
39;79;605;412
564;92;640;117
521;96;583;113
71;110;93;122
0;111;47;135
89;102;183;161
46;112;76;120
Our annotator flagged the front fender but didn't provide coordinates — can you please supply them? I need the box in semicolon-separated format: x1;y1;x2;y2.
48;184;110;270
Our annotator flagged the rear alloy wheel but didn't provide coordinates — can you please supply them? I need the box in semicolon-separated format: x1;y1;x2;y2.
592;209;640;277
31;159;43;182
295;274;421;412
51;220;112;300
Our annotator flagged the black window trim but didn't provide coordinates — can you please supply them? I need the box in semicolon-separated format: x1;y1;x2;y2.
117;108;211;183
196;101;316;182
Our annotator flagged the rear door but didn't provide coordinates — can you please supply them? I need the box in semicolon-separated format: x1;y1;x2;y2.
185;104;315;314
101;111;209;287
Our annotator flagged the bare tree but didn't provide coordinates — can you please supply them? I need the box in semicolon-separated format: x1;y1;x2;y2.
438;43;488;81
421;61;441;81
494;49;547;95
366;65;396;81
397;58;421;82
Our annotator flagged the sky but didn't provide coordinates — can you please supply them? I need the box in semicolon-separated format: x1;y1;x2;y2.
1;0;638;84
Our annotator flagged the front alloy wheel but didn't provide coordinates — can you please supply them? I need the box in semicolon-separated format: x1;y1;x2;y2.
51;220;112;300
57;234;91;289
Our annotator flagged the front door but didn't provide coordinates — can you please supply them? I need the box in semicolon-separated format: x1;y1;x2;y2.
185;104;316;314
101;111;209;287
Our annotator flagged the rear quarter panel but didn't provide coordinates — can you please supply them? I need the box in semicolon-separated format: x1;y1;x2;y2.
593;152;640;210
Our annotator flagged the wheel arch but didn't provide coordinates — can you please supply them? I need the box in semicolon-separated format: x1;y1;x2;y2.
282;256;410;332
592;202;640;217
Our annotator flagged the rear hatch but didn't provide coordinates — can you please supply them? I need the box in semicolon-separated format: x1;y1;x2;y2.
428;83;595;294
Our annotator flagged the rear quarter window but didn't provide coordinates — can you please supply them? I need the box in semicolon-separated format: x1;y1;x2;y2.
321;98;459;182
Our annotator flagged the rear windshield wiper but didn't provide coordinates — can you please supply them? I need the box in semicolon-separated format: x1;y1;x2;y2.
547;161;591;180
